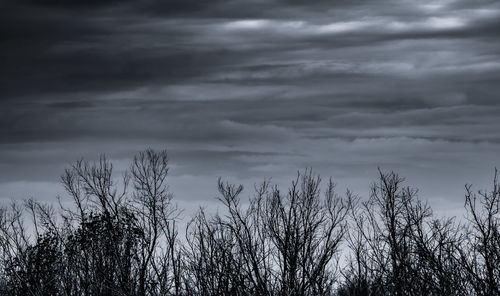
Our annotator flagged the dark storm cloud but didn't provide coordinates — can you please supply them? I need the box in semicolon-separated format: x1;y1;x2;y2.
1;0;500;212
0;13;228;98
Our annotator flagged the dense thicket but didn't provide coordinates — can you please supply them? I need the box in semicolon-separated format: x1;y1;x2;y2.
0;149;499;295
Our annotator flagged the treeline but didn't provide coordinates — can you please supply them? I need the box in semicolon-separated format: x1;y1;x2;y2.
0;149;499;296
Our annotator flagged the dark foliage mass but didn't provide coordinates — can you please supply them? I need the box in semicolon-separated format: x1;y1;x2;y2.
0;149;499;295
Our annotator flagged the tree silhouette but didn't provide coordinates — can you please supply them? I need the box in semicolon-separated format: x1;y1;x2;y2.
0;150;499;296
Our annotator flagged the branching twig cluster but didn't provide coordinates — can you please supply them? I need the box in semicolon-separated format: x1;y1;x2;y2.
0;150;498;296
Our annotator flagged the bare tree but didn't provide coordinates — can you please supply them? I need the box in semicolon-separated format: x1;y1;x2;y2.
185;170;351;296
460;169;500;296
184;209;247;296
131;149;182;296
2;152;500;296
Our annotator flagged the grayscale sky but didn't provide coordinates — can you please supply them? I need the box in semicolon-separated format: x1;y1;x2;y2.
1;0;499;217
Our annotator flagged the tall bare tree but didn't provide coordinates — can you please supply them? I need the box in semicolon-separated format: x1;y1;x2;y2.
1;152;500;296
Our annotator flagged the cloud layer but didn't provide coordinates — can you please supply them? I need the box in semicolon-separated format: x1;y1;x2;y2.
1;0;500;214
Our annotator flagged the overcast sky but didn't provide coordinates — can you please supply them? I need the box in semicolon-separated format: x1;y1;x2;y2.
1;0;500;217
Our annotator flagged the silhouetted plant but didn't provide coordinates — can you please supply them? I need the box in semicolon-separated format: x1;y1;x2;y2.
459;169;500;296
0;150;499;296
5;230;62;296
184;170;351;296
